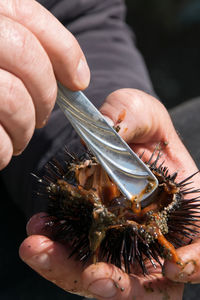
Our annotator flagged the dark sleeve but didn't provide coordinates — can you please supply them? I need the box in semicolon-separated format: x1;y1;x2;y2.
50;0;155;103
0;0;155;218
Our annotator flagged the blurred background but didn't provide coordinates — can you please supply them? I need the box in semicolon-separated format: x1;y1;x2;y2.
125;0;200;108
1;1;200;300
127;2;200;298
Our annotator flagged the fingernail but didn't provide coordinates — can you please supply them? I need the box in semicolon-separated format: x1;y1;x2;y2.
88;279;117;298
177;261;196;282
76;58;90;89
27;253;51;271
103;116;114;127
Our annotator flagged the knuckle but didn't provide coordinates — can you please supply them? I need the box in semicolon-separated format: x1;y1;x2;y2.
12;0;27;17
0;71;35;151
4;22;34;69
14;29;32;65
0;15;32;64
3;76;24;116
12;0;37;24
0;14;40;74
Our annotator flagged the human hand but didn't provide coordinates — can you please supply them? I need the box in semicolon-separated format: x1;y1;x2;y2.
0;0;90;169
19;89;200;299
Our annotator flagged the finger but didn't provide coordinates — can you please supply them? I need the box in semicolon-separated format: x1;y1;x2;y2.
100;88;200;180
24;213;134;299
25;215;141;299
0;69;35;154
82;262;184;300
24;213;184;299
0;124;13;170
0;15;57;127
19;235;94;298
82;262;131;299
164;239;200;284
19;236;144;300
24;214;147;299
24;213;95;297
100;89;170;143
80;255;184;300
0;0;90;91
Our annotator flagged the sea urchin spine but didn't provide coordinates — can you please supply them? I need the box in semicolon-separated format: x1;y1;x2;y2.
36;151;200;274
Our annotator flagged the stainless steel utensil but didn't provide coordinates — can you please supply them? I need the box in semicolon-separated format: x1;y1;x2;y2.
56;82;158;206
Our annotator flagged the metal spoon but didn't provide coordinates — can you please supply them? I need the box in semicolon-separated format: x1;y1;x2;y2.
56;82;158;207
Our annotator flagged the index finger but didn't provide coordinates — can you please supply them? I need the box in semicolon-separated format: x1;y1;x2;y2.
0;0;90;90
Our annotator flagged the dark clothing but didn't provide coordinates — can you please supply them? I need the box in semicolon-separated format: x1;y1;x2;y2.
1;0;155;218
0;1;199;300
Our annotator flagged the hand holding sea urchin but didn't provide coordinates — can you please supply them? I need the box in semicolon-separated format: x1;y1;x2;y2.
37;149;200;275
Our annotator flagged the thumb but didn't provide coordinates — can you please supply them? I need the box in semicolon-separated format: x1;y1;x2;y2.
100;88;172;144
164;239;200;284
82;263;131;300
100;88;200;181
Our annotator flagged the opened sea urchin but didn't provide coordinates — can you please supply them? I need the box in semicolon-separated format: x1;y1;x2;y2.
37;150;200;274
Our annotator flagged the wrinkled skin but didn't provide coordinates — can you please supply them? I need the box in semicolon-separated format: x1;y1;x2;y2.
20;89;200;300
0;0;90;169
0;1;199;299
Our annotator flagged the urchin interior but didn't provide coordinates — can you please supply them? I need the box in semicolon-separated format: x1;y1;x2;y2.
42;154;200;274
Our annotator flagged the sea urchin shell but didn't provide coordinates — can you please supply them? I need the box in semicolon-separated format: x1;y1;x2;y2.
37;150;200;274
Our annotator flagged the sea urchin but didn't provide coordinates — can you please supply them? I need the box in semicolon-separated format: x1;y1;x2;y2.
37;150;200;274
